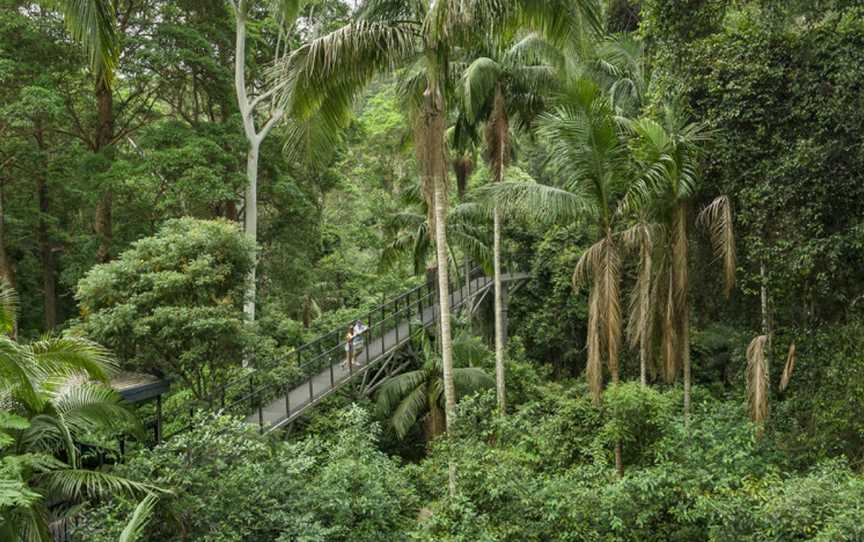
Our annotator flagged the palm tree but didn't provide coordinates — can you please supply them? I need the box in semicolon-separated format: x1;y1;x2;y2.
493;79;629;399
376;328;494;441
626;101;735;425
0;284;157;541
460;31;559;416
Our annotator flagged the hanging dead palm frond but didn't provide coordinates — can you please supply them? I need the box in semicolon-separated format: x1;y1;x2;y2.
574;234;621;401
779;341;796;392
623;221;655;385
586;286;603;404
698;195;736;298
599;232;622;383
746;334;770;433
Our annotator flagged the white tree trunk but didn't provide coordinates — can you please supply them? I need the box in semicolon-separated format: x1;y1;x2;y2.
244;142;259;322
492;84;507;416
493;205;505;415
232;1;284;331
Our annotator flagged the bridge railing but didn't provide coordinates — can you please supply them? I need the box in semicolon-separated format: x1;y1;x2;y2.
148;265;490;442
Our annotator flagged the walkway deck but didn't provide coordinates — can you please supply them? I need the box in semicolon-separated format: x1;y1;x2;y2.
246;272;527;433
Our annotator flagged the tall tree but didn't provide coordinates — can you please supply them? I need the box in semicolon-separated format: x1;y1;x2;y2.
460;31;557;415
38;0;158;264
227;0;297;324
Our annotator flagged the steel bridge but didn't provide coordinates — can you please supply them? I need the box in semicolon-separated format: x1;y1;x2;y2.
152;267;528;441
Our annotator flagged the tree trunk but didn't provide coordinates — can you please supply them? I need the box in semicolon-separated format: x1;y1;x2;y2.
425;404;446;442
0;178;13;290
243;142;259;323
0;175;16;337
491;84;508;416
674;204;691;427
37;175;56;330
94;78;114;263
425;81;456;496
760;258;771;375
34;125;56;330
639;227;651;387
232;4;283;329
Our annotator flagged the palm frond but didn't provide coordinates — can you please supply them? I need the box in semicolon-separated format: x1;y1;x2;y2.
36;469;161;502
0;279;18;333
623;222;655;365
376;369;429;418
779;342;796;392
698;195;736;298
599;233;621;381
119;494;159;542
661;265;678;383
474;180;592;224
0;338;41;409
461;57;501;122
573;237;605;290
746;335;770;431
25;336;118;383
45;0;119;80
46;378;143;439
389;381;429;439
452;367;494;398
283;20;418;120
585;285;602;404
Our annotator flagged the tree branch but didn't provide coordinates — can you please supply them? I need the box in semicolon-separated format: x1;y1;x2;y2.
258;109;285;142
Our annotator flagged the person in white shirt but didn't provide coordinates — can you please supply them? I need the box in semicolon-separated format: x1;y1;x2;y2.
352;319;368;359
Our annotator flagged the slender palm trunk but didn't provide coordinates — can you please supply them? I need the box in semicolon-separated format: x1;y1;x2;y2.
760;258;771;374
454;157;471;297
490;85;508;416
638;229;651;387
0;177;13;291
34;125;57;330
37;175;56;330
674;204;691;427
424;81;457;495
493;207;506;414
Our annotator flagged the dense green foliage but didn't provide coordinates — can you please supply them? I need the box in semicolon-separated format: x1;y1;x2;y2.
72;409;417;542
75;218;255;399
1;0;863;541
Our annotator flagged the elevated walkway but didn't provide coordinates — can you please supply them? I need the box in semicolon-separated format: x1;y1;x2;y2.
154;268;528;440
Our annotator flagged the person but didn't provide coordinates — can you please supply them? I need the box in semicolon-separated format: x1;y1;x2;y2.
352;319;368;357
343;325;355;369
